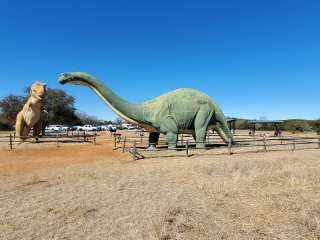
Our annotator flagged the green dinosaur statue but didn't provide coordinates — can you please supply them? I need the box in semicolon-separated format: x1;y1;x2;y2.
58;72;234;149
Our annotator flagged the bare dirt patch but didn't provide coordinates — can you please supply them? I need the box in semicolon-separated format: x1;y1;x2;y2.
0;137;126;175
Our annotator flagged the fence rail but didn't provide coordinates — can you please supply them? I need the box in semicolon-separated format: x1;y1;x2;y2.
0;131;97;150
112;133;320;160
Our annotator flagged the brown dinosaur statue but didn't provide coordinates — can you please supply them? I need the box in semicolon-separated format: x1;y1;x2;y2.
15;82;47;143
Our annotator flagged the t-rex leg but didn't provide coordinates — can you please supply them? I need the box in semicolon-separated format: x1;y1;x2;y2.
21;124;31;143
33;120;42;143
160;116;178;149
148;132;160;150
15;112;25;143
194;104;213;149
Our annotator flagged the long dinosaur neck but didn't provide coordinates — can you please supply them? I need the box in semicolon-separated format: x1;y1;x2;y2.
71;73;144;124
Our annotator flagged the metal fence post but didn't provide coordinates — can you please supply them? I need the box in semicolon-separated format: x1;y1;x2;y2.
186;140;189;157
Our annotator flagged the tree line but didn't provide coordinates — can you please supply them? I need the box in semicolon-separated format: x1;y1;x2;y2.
234;118;320;134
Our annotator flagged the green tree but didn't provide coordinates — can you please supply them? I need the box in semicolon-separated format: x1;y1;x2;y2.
311;119;320;135
0;95;24;128
43;88;81;126
76;111;104;125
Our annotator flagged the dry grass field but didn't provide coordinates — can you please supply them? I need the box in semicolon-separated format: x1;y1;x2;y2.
1;132;320;240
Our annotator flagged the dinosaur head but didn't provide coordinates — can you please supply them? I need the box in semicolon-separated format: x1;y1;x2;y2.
213;113;235;145
58;72;76;84
30;81;47;100
58;72;91;85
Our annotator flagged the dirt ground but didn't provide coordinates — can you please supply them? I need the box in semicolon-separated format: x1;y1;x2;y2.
1;132;320;240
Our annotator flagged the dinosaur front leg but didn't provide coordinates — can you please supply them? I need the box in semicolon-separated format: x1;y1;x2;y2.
194;105;213;149
147;132;160;150
160;116;178;150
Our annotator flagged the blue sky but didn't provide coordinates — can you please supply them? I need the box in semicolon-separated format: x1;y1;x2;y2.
0;0;319;120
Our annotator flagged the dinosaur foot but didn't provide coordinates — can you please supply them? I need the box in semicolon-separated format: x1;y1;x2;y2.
196;143;207;149
31;138;40;143
146;145;157;151
168;145;177;151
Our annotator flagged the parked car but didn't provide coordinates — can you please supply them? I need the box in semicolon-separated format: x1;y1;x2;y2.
121;123;130;129
61;126;70;131
121;123;135;130
46;125;63;132
71;126;82;131
107;124;117;132
82;125;97;131
97;125;108;131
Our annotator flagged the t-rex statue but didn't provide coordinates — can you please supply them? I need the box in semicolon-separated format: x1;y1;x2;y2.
15;82;47;143
58;72;234;149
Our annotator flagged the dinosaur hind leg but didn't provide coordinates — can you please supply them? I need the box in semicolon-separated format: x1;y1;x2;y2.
33;120;43;143
160;116;178;150
194;104;213;149
15;112;26;143
22;125;31;142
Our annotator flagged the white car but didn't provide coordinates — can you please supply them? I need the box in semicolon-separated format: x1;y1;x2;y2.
82;125;97;131
107;124;117;132
122;123;135;130
46;125;63;132
98;125;108;131
61;126;70;131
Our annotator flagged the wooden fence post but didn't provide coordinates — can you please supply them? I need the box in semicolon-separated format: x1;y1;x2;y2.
263;136;267;152
9;134;13;150
132;141;136;161
83;132;86;142
122;136;126;153
181;134;184;145
318;137;320;149
293;138;296;151
140;134;143;144
186;140;189;157
93;133;96;145
228;138;232;155
56;134;60;148
114;135;117;148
